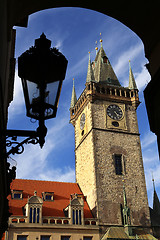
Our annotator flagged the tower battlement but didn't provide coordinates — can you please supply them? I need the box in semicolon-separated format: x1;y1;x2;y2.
70;81;140;125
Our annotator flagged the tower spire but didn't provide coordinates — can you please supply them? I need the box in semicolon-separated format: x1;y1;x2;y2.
93;41;120;86
128;60;138;90
86;52;95;83
70;78;77;109
152;174;160;216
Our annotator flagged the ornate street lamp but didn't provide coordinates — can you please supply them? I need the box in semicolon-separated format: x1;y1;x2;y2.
6;34;68;154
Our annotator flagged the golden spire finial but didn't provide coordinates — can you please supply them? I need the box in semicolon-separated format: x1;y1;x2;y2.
88;51;91;61
95;41;98;54
100;33;103;47
152;171;155;190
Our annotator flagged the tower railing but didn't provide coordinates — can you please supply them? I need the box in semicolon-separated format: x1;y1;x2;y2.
70;81;139;120
9;216;98;226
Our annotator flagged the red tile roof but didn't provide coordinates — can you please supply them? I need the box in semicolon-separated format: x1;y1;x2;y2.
1;233;5;240
8;179;93;218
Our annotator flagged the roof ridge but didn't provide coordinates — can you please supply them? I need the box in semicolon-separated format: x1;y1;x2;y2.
13;178;77;185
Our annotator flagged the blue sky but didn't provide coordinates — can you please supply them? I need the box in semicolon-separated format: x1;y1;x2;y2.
8;7;160;208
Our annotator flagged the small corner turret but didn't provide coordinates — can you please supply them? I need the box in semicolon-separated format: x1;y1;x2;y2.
70;78;77;109
86;52;95;83
152;176;160;216
70;78;78;125
128;60;138;90
128;61;140;109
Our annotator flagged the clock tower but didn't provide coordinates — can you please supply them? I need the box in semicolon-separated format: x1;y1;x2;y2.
70;41;151;230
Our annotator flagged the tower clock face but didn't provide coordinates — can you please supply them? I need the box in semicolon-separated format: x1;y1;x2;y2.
80;113;85;130
107;104;123;120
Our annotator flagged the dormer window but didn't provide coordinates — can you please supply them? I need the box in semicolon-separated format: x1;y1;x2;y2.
102;56;108;63
29;207;40;223
25;191;43;224
65;193;84;225
12;190;23;199
42;192;54;201
72;209;82;225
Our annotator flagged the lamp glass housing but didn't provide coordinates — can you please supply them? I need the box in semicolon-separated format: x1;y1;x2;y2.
22;78;62;120
18;33;68;122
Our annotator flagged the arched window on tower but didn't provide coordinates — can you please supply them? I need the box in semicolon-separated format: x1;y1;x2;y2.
115;154;122;175
114;154;126;175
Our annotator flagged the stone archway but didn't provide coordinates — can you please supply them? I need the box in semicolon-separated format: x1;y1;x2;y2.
1;1;160;238
8;1;160;77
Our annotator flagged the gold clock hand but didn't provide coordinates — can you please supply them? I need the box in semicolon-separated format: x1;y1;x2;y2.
114;111;118;117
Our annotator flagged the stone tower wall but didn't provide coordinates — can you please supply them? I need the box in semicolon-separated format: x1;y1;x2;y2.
75;102;98;216
75;98;151;227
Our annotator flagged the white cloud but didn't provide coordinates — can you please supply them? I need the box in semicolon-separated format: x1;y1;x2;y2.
140;130;160;207
135;66;151;91
16;141;75;182
13;114;72;181
113;43;143;78
141;131;157;149
54;39;63;50
145;165;160;190
8;70;25;118
65;53;89;81
144;162;160;208
111;42;150;91
38;167;75;182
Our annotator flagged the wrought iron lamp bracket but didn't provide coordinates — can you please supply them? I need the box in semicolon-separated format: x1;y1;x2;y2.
6;130;39;157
